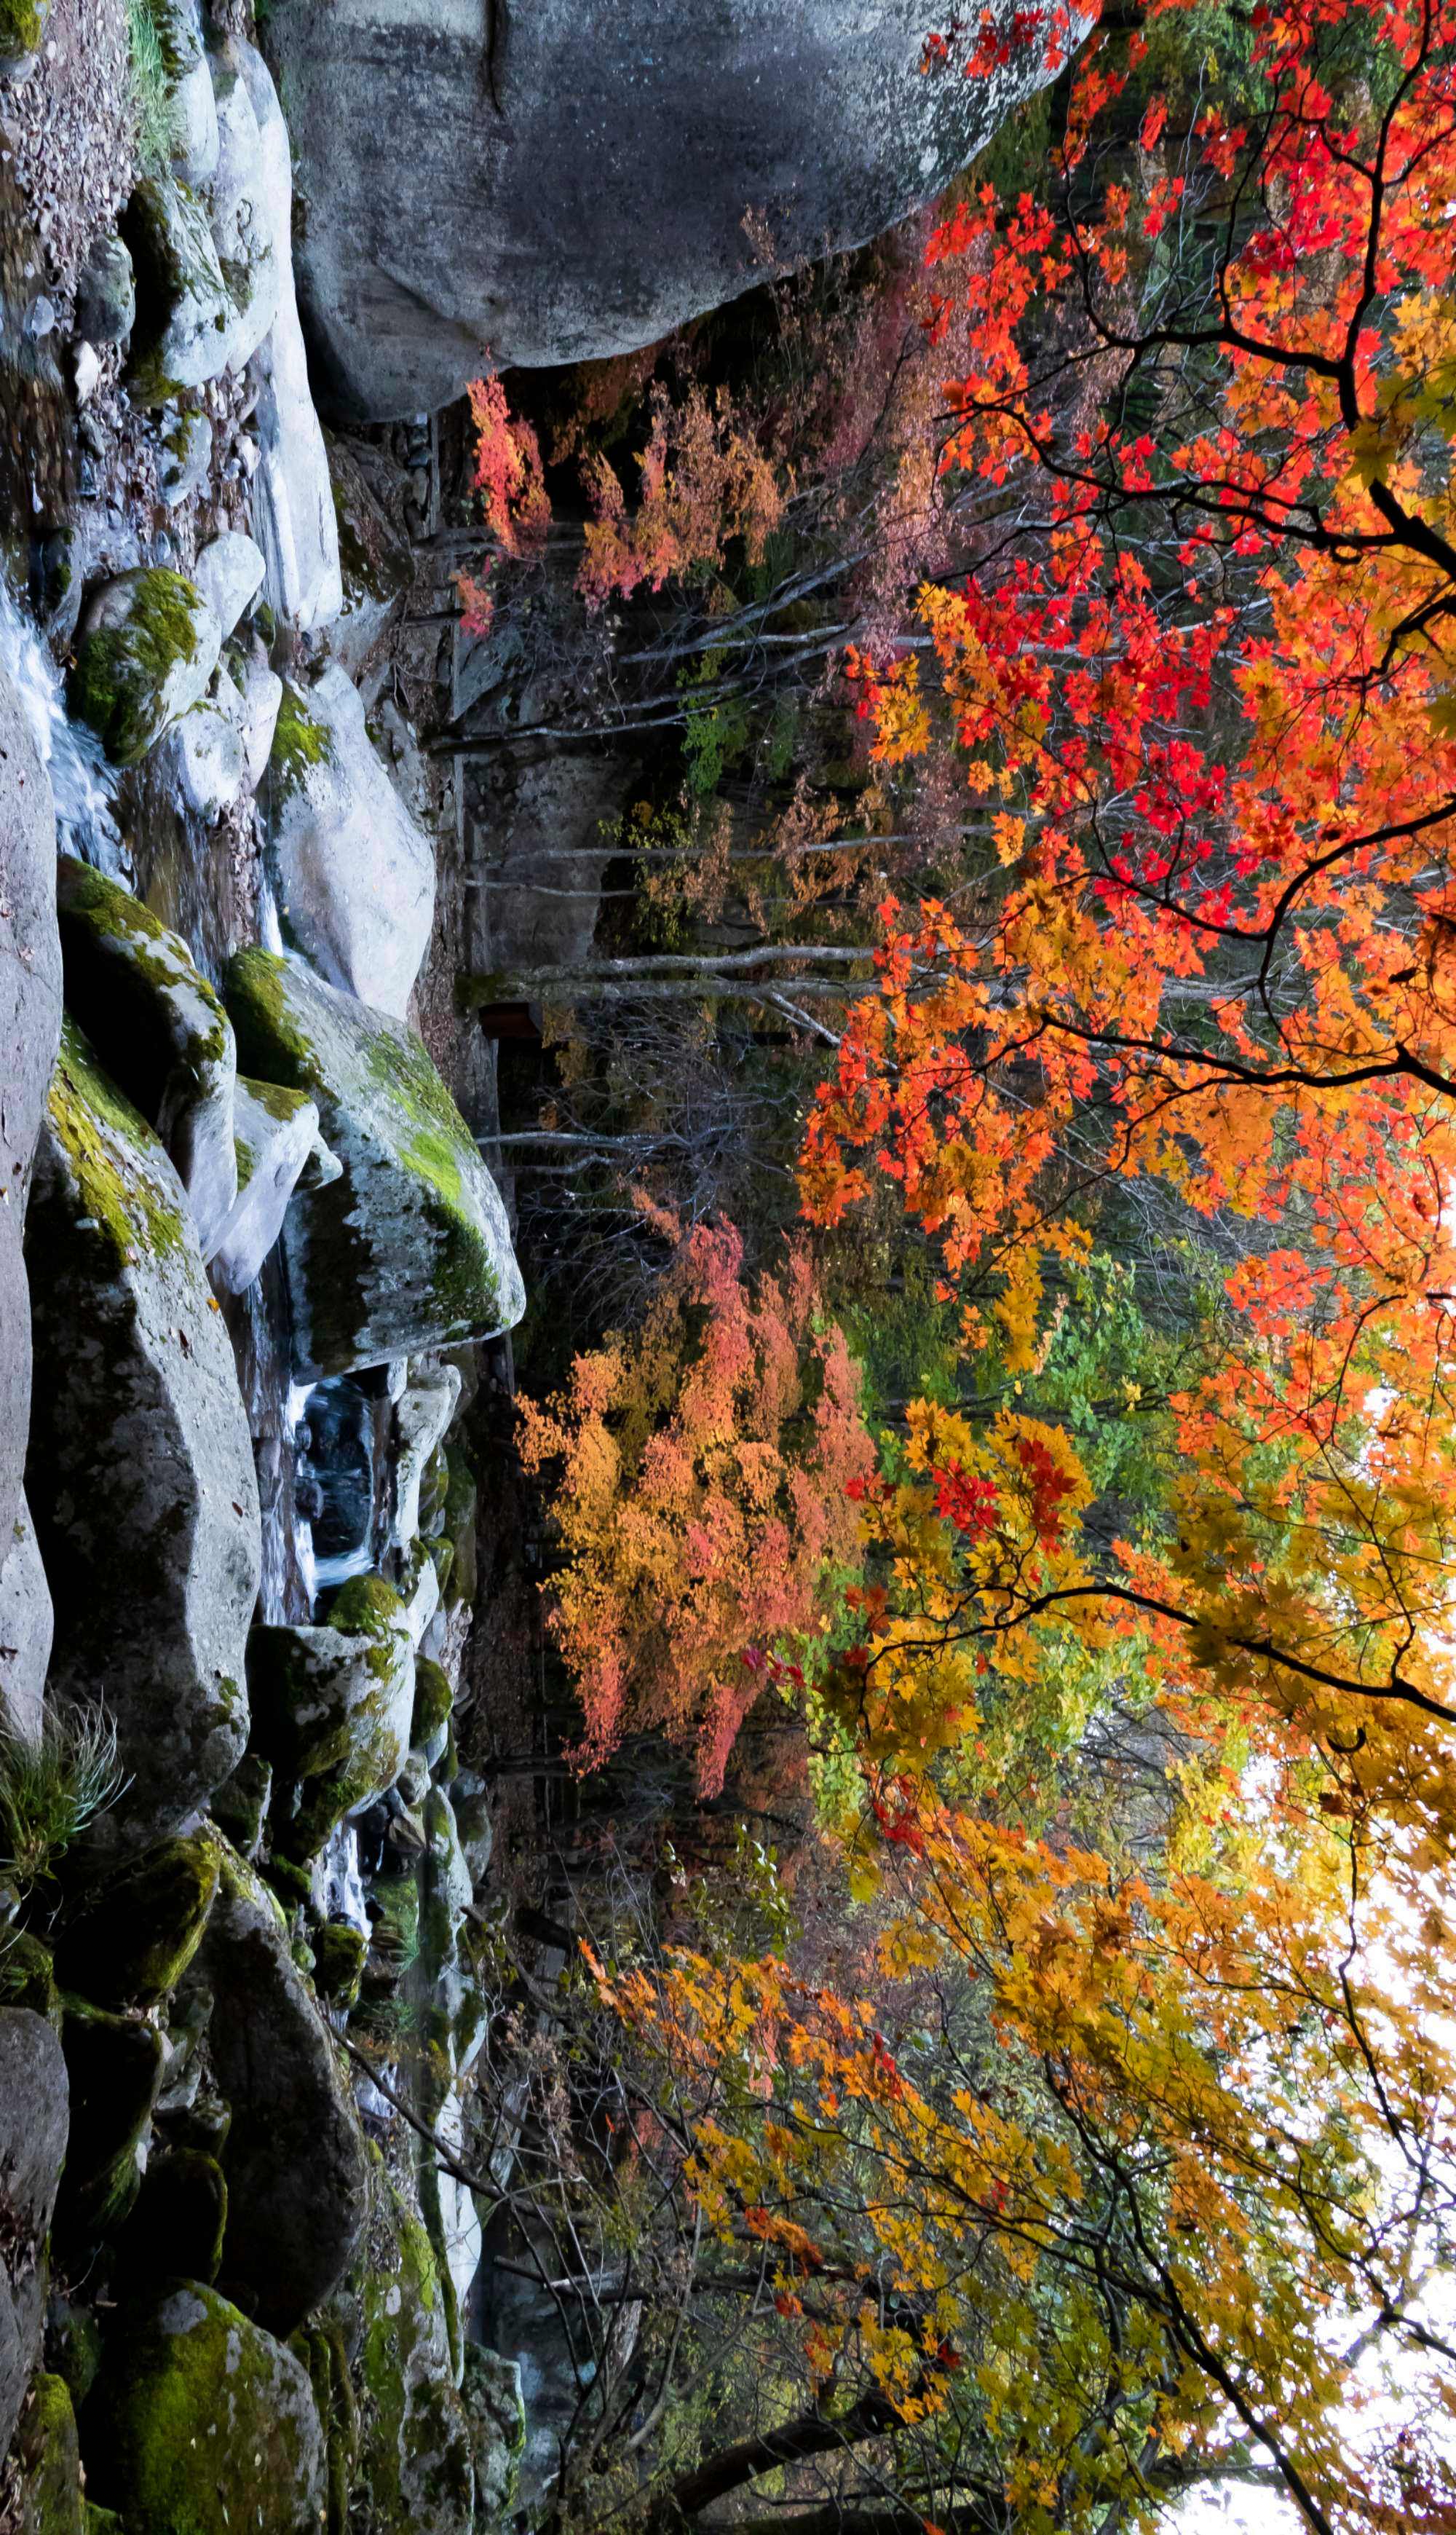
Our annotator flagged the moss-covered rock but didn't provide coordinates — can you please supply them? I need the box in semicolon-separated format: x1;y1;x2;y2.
1;1931;58;2024
0;0;44;73
247;1575;414;1834
84;2281;325;2534
199;1835;367;2335
289;2323;357;2535
55;1997;165;2252
209;1751;272;1860
349;2150;475;2535
68;569;221;766
54;1832;218;2010
54;862;237;1255
25;1022;258;1860
461;2344;526;2523
15;2370;85;2535
224;951;524;1379
44;2295;103;2414
312;1919;365;2011
411;1656;453;1760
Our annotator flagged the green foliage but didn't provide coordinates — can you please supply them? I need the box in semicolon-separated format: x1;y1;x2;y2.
678;650;751;797
125;0;175;178
0;1702;127;1890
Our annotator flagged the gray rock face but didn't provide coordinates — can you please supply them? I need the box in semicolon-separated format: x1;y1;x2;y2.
266;664;436;1019
24;1021;260;1858
264;0;1080;417
200;1837;368;2335
226;950;525;1378
0;653;60;1582
191;531;265;642
392;1364;462;1548
74;230;135;348
211;1077;328;1295
239;39;342;632
0;1495;52;1743
122;170;237;405
0;2009;70;2459
54;859;239;1258
208;37;282;374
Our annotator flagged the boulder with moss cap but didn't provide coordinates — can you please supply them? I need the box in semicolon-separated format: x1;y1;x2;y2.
23;1022;258;1858
84;2281;325;2534
224;950;524;1378
53;1830;219;2010
68;567;221;766
54;859;238;1255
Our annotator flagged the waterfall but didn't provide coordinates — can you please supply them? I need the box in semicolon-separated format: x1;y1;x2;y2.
0;577;127;875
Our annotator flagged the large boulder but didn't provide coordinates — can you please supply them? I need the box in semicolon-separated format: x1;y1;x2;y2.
54;860;238;1257
263;0;1079;417
0;653;61;1588
224;950;524;1377
23;1022;259;1857
238;39;342;632
199;1837;368;2335
0;2009;69;2459
208;38;283;374
84;2282;326;2535
265;666;436;1020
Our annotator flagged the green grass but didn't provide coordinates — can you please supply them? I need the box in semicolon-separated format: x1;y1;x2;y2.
125;0;176;179
0;1701;128;1888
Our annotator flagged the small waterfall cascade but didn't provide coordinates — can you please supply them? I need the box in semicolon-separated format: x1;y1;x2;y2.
0;577;126;874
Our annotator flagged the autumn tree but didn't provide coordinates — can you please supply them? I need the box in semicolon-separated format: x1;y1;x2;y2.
518;1210;874;1797
571;5;1456;2531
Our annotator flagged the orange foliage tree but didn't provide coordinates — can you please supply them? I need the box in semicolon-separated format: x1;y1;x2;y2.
518;1213;873;1796
594;4;1456;2529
